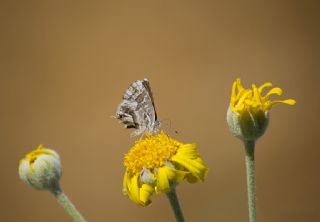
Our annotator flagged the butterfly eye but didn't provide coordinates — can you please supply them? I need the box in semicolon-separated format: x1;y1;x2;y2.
126;125;136;129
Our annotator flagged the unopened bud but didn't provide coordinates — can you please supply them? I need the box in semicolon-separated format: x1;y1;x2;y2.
19;145;62;191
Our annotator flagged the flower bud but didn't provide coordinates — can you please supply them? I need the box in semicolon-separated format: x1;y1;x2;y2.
227;78;296;142
227;106;269;141
19;145;62;191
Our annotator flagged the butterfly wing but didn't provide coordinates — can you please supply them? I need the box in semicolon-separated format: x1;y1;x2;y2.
116;79;158;136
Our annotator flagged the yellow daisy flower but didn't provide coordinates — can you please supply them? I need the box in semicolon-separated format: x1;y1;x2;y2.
227;77;296;141
123;131;208;206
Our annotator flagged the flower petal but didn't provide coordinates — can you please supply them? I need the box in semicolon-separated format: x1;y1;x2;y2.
164;165;188;182
236;78;244;91
258;82;272;93
156;167;171;192
124;173;142;205
265;87;283;98
139;184;154;206
231;80;237;104
155;165;188;193
176;144;198;159
252;84;262;104
236;90;252;108
171;156;208;182
265;99;296;109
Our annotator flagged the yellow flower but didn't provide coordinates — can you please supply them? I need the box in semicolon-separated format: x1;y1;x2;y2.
123;131;208;206
227;78;296;141
19;144;62;190
230;78;296;112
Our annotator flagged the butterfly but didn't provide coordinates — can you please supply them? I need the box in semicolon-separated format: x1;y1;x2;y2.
115;79;160;137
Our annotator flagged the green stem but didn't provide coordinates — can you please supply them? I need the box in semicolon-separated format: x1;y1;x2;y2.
166;187;185;222
244;140;256;222
51;188;87;222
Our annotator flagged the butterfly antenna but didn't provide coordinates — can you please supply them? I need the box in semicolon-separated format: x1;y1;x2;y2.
160;118;179;135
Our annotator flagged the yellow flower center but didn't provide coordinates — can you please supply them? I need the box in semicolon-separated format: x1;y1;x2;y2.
230;78;296;113
20;144;55;170
124;131;181;175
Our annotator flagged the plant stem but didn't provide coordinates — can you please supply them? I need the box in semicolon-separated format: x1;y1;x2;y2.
166;187;185;222
52;188;87;222
244;140;256;222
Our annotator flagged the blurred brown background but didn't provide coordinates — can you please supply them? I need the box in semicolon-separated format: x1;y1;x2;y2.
1;0;319;221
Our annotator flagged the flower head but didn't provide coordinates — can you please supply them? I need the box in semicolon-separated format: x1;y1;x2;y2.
227;78;296;141
123;131;208;206
19;144;62;191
